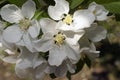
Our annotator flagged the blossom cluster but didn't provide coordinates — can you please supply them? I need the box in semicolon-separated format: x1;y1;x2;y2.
0;0;108;80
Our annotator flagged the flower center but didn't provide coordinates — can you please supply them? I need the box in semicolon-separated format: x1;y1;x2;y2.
63;14;73;25
54;32;65;46
93;10;97;14
19;18;31;31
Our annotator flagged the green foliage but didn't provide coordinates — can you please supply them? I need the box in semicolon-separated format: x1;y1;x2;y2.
103;2;120;14
8;0;27;7
88;0;120;4
70;0;84;9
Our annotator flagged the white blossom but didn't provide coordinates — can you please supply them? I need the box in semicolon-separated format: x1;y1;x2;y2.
88;2;109;21
0;0;40;52
48;0;95;32
85;23;107;42
46;59;76;77
34;18;84;66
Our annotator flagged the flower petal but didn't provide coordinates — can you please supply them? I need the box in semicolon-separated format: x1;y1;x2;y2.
64;44;80;63
64;30;85;45
34;63;47;80
28;20;40;38
40;18;57;34
21;0;36;19
0;4;23;23
54;61;68;77
23;33;37;52
15;59;32;78
86;24;107;42
48;44;67;66
65;59;76;73
80;43;99;61
73;10;95;30
88;2;109;21
2;55;17;64
48;0;69;20
1;37;16;50
3;25;23;43
34;33;53;52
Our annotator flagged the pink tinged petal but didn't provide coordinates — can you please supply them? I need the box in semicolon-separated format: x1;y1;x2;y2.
0;4;23;23
21;0;36;19
23;33;37;52
34;33;53;52
48;0;69;20
48;44;67;66
39;18;57;34
3;25;23;43
73;10;95;30
28;20;40;38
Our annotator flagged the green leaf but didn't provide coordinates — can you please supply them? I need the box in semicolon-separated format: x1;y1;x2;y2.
88;0;119;4
103;2;120;14
8;0;27;7
70;0;84;9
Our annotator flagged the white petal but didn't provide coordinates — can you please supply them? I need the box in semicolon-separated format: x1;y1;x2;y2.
3;25;23;43
80;43;100;61
16;40;25;46
20;47;37;60
28;20;40;38
64;44;80;63
88;2;97;12
34;63;47;80
79;35;91;48
23;33;37;52
0;4;23;23
86;24;107;42
48;0;69;20
88;2;108;21
96;11;108;21
54;61;68;77
2;56;17;63
73;10;95;30
48;44;67;66
34;33;53;52
65;59;76;73
21;0;36;19
64;30;85;45
40;18;57;34
33;57;46;68
15;59;32;78
1;37;16;50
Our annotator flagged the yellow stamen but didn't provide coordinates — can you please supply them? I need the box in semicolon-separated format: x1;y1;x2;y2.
93;10;97;14
19;18;31;31
54;32;65;46
63;14;73;25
